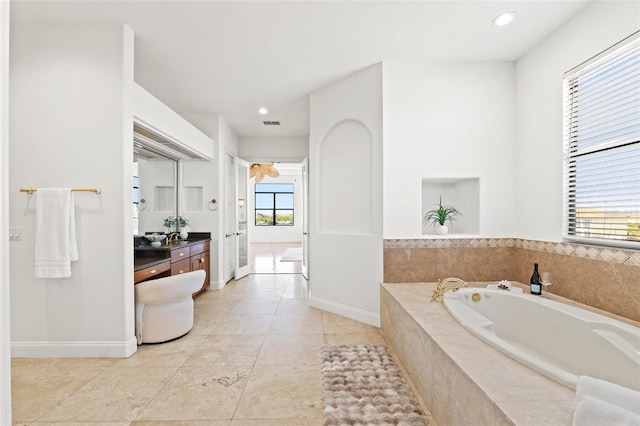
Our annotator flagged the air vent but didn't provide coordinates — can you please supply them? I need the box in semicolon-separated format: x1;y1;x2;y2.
263;121;280;126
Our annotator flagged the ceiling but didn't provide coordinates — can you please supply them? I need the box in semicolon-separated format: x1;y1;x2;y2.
10;0;591;138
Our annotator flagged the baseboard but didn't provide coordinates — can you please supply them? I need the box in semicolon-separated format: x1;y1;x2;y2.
11;336;138;358
309;296;381;327
209;279;226;290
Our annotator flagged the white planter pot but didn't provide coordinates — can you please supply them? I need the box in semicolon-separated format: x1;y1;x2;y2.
180;229;189;240
436;225;449;235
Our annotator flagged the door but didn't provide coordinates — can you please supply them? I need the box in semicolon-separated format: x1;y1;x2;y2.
234;158;250;279
223;153;235;282
301;157;309;279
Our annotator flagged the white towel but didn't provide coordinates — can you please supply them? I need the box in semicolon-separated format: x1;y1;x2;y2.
575;376;640;414
35;188;77;278
573;395;640;426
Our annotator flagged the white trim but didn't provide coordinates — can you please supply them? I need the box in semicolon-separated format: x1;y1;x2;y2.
563;236;640;250
209;279;226;290
0;1;11;423
565;30;639;76
11;337;138;358
308;295;381;327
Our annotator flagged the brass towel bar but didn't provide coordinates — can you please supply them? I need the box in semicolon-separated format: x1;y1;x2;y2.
20;187;102;195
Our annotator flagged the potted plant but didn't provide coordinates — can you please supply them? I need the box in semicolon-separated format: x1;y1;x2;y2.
177;216;190;240
423;196;461;235
163;216;176;233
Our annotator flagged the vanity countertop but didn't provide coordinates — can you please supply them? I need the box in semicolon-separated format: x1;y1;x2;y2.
134;256;170;272
133;232;211;273
134;238;210;252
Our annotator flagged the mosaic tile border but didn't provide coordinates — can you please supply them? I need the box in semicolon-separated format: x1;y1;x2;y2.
383;238;640;267
384;238;516;249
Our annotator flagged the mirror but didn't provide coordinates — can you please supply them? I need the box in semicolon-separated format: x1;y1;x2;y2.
132;122;211;236
133;149;178;236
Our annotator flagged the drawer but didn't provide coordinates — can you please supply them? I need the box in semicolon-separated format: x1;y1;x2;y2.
171;247;191;263
190;241;209;256
134;260;170;283
171;258;191;275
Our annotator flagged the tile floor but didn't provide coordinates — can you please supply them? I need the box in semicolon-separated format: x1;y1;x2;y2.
11;273;406;425
250;242;302;274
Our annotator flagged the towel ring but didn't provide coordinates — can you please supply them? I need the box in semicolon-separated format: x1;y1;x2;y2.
137;199;147;211
208;198;218;211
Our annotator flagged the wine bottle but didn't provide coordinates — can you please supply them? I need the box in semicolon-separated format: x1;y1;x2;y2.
530;263;542;295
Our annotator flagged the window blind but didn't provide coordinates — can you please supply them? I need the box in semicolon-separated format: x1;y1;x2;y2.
563;34;640;247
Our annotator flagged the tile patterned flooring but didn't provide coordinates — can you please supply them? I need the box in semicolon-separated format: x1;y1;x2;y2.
250;242;302;274
11;273;398;425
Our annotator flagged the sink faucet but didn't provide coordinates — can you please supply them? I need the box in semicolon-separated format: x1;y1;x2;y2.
431;277;469;302
166;232;180;243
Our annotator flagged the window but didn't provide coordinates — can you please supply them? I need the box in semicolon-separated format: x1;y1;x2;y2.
255;183;294;226
563;34;640;247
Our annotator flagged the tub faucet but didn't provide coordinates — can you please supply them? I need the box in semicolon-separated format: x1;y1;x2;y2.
431;277;468;302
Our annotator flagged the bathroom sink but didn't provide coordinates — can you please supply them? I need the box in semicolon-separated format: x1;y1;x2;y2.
166;240;190;247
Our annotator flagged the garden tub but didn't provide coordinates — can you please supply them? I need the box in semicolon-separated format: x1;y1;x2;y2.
443;288;640;391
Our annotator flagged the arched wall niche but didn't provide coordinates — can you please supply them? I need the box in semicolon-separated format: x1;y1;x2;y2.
317;119;373;236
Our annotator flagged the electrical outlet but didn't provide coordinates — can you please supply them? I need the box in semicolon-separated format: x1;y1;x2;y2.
9;227;22;240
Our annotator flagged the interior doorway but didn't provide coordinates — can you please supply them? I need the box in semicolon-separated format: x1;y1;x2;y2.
250;242;302;274
243;161;306;276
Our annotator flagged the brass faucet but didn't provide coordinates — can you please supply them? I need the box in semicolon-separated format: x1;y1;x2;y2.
166;232;180;243
431;277;469;302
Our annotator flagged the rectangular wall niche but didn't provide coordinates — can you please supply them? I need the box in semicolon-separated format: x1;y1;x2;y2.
183;186;203;212
422;178;479;235
155;186;176;212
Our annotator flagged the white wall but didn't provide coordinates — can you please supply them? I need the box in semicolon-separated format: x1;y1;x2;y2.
183;114;239;288
238;136;308;163
309;64;383;326
515;0;640;242
383;61;517;239
181;114;222;287
1;1;11;421
248;164;303;243
9;24;136;357
134;84;214;160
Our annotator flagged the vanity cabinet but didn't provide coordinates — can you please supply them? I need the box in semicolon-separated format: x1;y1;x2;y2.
134;235;211;297
189;242;210;296
134;259;171;283
170;246;191;275
170;241;210;296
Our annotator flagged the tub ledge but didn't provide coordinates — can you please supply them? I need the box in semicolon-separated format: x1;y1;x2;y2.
381;282;576;426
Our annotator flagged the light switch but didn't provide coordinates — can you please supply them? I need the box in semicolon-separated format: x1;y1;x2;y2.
9;227;22;240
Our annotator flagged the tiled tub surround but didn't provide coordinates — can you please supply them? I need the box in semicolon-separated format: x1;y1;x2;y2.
381;282;578;426
384;238;640;322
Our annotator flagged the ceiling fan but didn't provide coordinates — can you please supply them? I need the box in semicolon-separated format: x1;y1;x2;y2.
249;163;279;182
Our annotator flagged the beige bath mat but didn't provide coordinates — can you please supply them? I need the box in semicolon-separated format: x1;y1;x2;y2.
321;343;428;426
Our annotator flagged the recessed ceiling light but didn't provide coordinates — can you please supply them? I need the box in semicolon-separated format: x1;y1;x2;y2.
492;11;517;27
258;107;268;115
